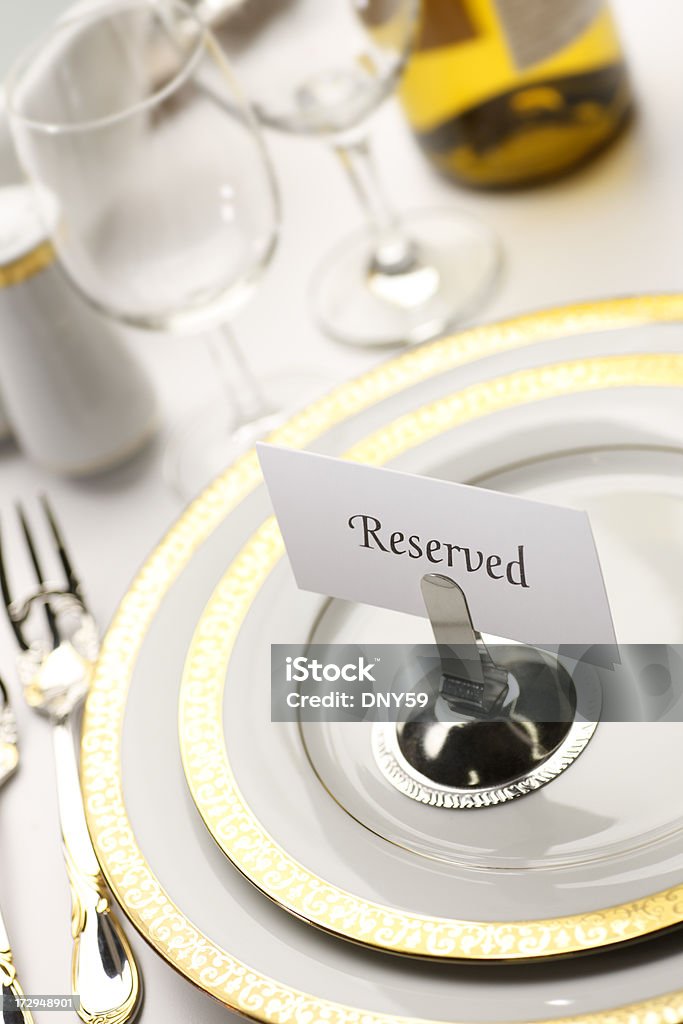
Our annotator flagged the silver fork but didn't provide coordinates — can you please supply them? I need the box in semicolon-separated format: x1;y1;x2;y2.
0;499;142;1024
0;678;33;1024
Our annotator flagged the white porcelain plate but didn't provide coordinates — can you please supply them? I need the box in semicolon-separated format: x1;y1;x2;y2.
82;301;683;1024
180;353;683;957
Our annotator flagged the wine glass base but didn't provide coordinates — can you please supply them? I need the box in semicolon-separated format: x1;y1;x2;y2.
163;370;333;501
311;207;502;348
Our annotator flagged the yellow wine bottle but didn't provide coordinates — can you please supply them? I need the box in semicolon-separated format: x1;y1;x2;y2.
400;0;633;188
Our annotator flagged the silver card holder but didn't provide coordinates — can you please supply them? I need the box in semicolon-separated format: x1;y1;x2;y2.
373;573;600;809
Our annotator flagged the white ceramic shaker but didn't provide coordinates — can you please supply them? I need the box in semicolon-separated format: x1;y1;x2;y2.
0;184;158;475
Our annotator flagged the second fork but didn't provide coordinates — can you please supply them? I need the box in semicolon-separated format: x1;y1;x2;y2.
0;499;142;1024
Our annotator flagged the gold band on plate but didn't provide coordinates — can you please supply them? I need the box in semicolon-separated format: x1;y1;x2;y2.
0;241;55;288
82;297;683;1024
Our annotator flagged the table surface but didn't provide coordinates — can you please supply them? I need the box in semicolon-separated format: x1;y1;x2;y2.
0;1;682;1021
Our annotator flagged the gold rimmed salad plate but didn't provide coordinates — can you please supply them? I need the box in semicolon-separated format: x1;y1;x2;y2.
179;348;683;962
83;299;683;1024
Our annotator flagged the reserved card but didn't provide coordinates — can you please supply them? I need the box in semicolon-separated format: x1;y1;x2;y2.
257;444;616;647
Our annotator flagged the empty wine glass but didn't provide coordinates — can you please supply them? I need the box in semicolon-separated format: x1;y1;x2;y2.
5;0;297;497
212;0;501;347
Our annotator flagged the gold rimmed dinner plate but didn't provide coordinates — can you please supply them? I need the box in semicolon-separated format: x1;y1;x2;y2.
179;350;683;962
83;298;683;1024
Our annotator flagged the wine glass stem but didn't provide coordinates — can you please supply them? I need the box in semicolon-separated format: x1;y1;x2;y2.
334;136;419;276
209;325;275;429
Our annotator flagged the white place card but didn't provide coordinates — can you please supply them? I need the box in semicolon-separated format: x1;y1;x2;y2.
257;444;616;647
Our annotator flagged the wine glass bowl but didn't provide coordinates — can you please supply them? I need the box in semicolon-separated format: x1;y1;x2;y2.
217;0;417;137
6;0;279;335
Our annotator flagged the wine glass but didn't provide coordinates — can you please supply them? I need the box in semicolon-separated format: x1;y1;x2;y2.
211;0;501;347
5;0;294;497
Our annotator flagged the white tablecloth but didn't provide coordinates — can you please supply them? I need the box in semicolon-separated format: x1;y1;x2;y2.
0;1;681;1020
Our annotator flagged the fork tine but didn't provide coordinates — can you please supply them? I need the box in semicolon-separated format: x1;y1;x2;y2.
40;495;83;601
0;515;28;651
16;502;61;648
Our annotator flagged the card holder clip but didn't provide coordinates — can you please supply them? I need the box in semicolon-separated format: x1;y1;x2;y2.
421;573;509;719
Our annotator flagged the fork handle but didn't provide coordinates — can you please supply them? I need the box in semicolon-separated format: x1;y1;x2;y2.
0;905;34;1024
53;718;142;1024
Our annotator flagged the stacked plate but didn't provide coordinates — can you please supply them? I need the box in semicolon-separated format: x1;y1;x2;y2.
81;296;683;1024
